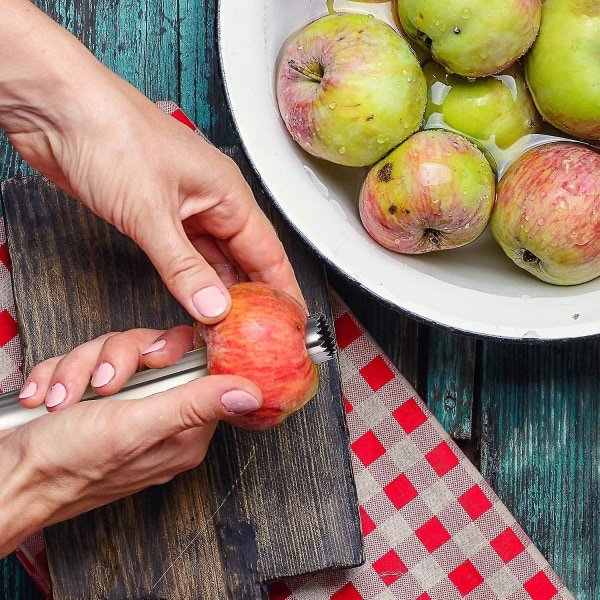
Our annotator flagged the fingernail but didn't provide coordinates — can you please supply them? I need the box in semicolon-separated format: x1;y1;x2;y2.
91;362;115;388
221;390;261;415
19;381;37;400
142;338;167;355
46;383;67;408
193;286;228;319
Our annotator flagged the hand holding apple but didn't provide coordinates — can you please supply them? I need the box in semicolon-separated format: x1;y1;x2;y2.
276;12;426;167
197;282;319;430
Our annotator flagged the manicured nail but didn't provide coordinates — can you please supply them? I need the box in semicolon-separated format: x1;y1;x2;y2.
193;286;228;319
91;362;115;388
19;381;37;400
221;390;261;415
46;383;67;408
142;338;167;355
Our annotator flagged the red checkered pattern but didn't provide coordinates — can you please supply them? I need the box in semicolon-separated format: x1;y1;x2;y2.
269;292;573;600
3;104;572;600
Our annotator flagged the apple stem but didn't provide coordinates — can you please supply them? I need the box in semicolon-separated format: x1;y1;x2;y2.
288;59;323;83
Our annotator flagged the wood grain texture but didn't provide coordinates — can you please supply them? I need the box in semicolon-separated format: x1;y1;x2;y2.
480;339;599;599
0;554;45;600
1;146;362;599
426;329;476;440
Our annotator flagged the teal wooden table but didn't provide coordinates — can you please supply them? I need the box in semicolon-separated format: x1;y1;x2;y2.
1;0;598;598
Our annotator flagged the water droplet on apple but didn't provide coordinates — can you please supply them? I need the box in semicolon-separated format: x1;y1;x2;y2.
432;198;440;204
338;146;346;154
297;45;304;50
328;102;337;109
377;135;386;144
559;198;569;210
522;330;539;339
562;159;572;173
562;181;581;195
464;222;470;229
537;218;545;226
460;8;472;19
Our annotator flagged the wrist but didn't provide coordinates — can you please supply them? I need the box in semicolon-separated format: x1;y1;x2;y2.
0;432;55;558
0;0;108;137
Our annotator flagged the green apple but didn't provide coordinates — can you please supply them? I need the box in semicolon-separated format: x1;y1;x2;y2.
276;13;426;167
423;61;542;150
491;142;600;285
396;0;541;77
359;129;495;253
524;0;600;140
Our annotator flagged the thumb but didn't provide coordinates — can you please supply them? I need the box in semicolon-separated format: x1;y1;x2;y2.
134;374;263;438
136;215;232;324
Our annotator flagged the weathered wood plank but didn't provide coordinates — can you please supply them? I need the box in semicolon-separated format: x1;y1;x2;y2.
480;339;600;600
178;0;237;146
0;553;45;600
426;328;476;440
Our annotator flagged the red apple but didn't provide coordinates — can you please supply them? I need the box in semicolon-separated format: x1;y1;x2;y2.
197;282;319;430
491;142;600;285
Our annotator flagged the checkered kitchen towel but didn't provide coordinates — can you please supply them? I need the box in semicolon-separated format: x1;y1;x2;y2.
269;293;573;600
6;104;572;599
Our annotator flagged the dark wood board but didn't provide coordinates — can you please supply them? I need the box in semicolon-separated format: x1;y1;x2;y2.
0;146;363;599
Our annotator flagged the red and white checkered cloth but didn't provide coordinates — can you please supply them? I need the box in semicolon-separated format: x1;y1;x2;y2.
2;104;573;599
269;293;573;600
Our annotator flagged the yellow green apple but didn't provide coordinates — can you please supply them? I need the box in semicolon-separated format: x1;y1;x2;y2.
276;12;426;167
524;0;600;140
396;0;541;77
359;129;495;253
423;61;542;150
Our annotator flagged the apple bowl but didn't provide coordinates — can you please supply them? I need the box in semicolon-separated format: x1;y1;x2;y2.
217;0;600;341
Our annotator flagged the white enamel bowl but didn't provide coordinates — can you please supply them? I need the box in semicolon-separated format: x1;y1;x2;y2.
217;0;600;341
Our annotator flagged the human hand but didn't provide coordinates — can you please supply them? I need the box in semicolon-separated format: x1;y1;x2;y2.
0;0;305;324
0;327;262;558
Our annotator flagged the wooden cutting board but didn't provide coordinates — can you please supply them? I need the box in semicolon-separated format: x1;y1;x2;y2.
0;146;363;599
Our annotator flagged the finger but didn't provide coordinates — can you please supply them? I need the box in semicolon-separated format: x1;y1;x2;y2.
135;214;233;325
126;374;263;441
139;325;195;369
19;356;63;409
178;149;305;311
44;330;159;409
189;235;243;287
88;328;169;396
183;184;305;312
